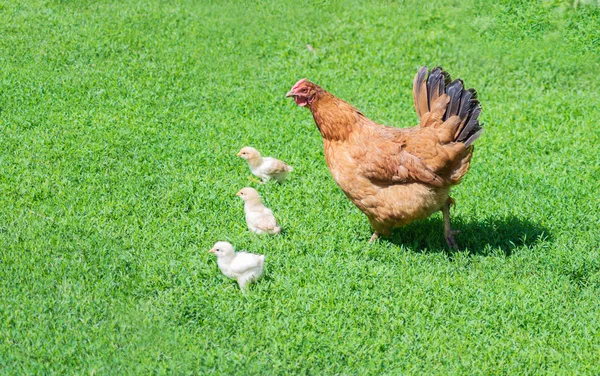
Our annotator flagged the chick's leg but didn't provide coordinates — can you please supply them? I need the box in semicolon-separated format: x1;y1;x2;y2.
442;198;459;249
248;176;263;184
237;277;248;292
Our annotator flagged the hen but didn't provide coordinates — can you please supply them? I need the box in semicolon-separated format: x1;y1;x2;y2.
286;67;483;247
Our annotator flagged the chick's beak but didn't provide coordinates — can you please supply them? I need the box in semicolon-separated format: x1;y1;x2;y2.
236;152;242;156
235;191;242;197
208;248;215;254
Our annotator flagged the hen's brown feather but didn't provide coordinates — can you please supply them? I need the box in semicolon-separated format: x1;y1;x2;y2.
412;67;429;119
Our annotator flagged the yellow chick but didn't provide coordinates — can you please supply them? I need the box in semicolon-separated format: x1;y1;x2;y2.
236;187;281;235
237;146;293;183
209;241;265;290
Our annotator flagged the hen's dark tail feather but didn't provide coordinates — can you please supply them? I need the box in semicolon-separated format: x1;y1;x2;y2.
413;66;483;147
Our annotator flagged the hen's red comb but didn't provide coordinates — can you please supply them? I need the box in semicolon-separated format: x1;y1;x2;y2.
291;78;308;91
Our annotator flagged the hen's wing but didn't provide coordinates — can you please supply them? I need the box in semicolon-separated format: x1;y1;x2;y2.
353;128;448;187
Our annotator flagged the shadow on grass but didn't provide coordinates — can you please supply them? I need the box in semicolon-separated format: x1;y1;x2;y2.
385;215;551;256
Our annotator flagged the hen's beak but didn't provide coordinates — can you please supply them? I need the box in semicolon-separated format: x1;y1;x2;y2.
285;90;295;98
208;248;215;254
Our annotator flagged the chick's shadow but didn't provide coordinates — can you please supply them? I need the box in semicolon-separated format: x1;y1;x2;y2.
386;215;550;256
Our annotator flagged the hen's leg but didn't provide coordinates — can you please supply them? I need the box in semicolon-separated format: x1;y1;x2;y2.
442;198;459;249
369;232;379;243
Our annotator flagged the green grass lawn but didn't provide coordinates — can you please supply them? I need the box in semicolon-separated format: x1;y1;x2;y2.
1;0;600;373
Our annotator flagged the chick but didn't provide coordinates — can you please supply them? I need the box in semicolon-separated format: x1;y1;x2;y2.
209;241;265;290
236;187;281;235
237;146;293;183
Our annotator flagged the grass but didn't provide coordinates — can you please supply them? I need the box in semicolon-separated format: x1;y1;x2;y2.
1;0;599;373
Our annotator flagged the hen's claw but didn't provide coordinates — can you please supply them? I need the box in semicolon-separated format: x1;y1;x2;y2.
442;198;460;249
444;229;460;249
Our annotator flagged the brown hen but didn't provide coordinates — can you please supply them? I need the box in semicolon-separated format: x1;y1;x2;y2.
286;67;483;247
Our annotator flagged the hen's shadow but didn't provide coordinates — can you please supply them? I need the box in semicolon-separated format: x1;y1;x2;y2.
386;215;550;256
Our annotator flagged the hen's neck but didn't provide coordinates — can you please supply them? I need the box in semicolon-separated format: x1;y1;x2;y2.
309;93;362;141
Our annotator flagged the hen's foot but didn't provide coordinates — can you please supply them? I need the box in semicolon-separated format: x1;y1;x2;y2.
369;232;380;243
442;198;460;249
444;229;460;249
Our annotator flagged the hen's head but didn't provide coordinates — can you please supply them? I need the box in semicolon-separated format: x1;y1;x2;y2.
286;79;322;107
